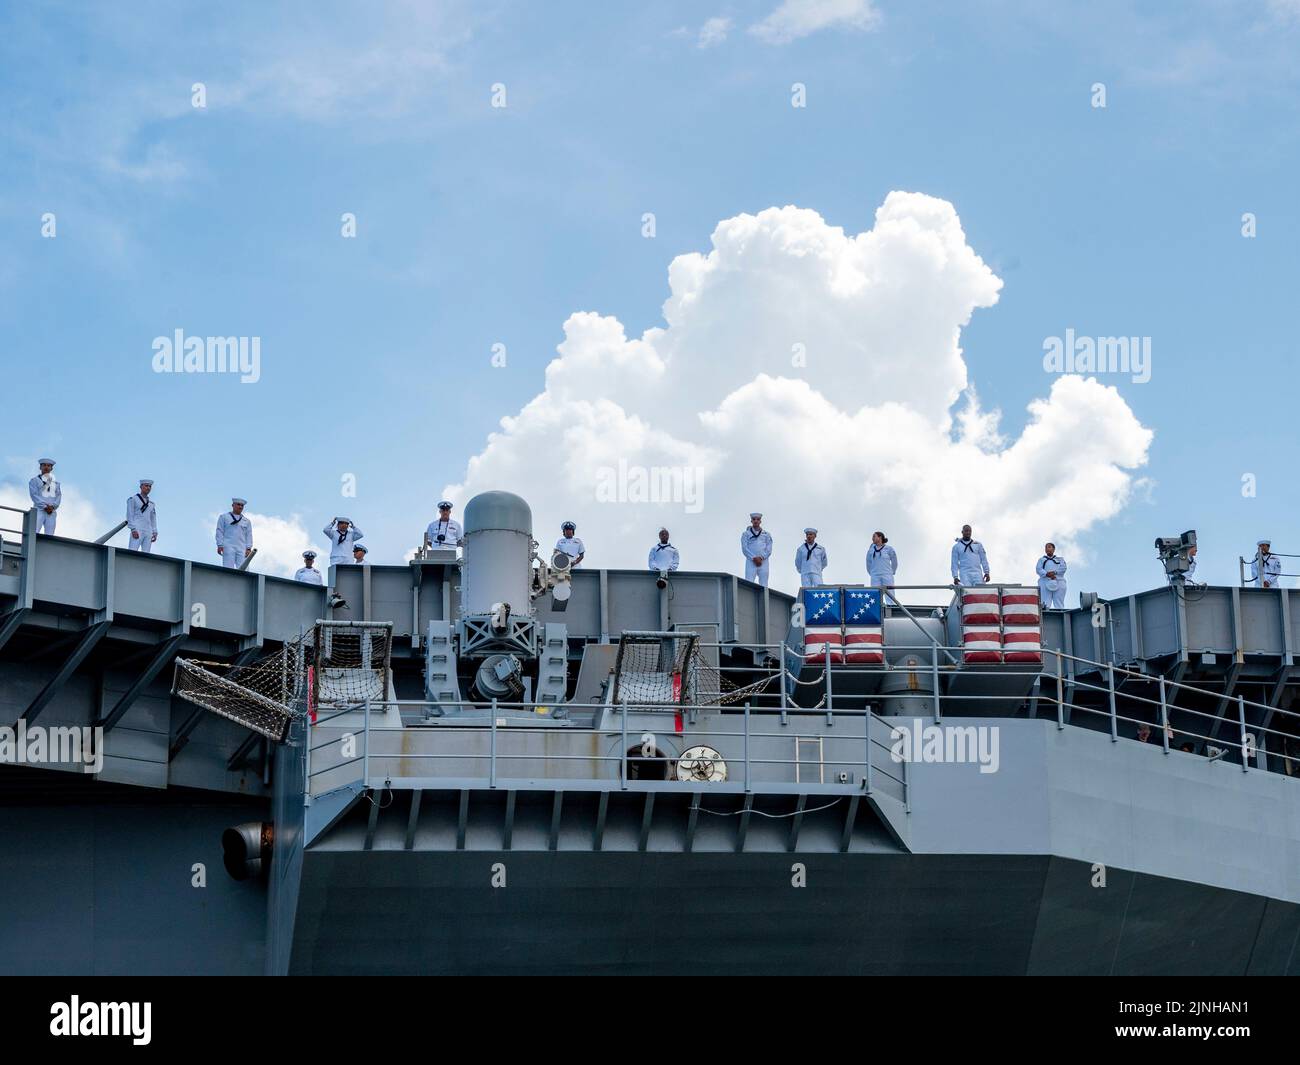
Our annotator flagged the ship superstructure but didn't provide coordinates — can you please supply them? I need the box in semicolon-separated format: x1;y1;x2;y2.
3;493;1300;975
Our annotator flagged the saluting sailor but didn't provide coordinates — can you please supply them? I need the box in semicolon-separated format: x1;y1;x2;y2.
865;531;898;589
216;498;253;568
648;527;680;573
126;479;158;553
555;521;585;567
796;527;828;586
1036;542;1068;608
1252;538;1282;589
741;512;773;586
425;501;463;551
29;458;60;534
351;543;370;565
295;550;323;584
951;524;990;586
324;516;364;566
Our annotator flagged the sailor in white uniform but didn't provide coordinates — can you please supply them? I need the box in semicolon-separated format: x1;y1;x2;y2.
741;512;773;586
425;502;463;551
1185;545;1199;585
865;531;898;588
324;517;364;566
29;458;60;534
1252;539;1283;589
796;528;828;586
648;528;679;573
1036;543;1068;608
216;498;254;568
295;550;323;584
555;521;585;567
951;525;990;586
351;543;370;565
126;479;158;553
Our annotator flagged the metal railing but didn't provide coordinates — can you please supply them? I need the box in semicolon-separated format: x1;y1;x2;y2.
305;692;908;805
303;626;1300;801
1238;552;1300;587
0;504;29;555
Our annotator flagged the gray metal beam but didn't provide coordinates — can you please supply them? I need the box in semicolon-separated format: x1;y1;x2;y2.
0;608;29;655
1207;663;1243;741
503;790;516;850
20;620;111;726
168;708;207;760
225;730;260;771
839;793;861;852
97;631;186;732
637;793;655;851
364;791;379;850
456;790;469;850
685;793;700;852
787;794;807;851
593;791;608;851
548;791;563;851
405;789;423;850
735;793;753;852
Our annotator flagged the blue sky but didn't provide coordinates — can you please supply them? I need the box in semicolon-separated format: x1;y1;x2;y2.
3;0;1298;595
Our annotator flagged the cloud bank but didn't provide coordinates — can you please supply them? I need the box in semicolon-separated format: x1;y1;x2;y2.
449;193;1153;593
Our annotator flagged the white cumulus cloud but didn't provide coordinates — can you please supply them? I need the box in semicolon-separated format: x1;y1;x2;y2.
751;0;880;44
447;192;1153;594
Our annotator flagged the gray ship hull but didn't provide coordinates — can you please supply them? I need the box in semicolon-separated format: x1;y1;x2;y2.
288;849;1300;976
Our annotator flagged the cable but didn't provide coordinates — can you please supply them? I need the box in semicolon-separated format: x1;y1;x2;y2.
697;798;844;818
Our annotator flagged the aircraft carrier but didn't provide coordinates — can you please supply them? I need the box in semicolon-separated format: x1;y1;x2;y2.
3;491;1300;976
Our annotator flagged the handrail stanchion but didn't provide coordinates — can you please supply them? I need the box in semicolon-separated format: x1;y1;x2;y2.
1238;695;1250;773
303;699;312;800
864;710;874;796
620;703;628;790
1055;651;1065;730
1160;678;1170;754
779;641;789;723
490;697;498;788
931;641;941;722
825;643;833;713
362;699;371;786
1107;663;1118;742
744;701;751;792
902;742;910;813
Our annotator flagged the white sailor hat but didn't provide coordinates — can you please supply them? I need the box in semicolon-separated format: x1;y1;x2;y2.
1259;537;1272;546
302;550;317;559
231;497;247;505
803;527;818;534
438;500;452;509
38;457;55;466
749;512;762;520
352;543;369;553
336;516;353;524
139;478;154;487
